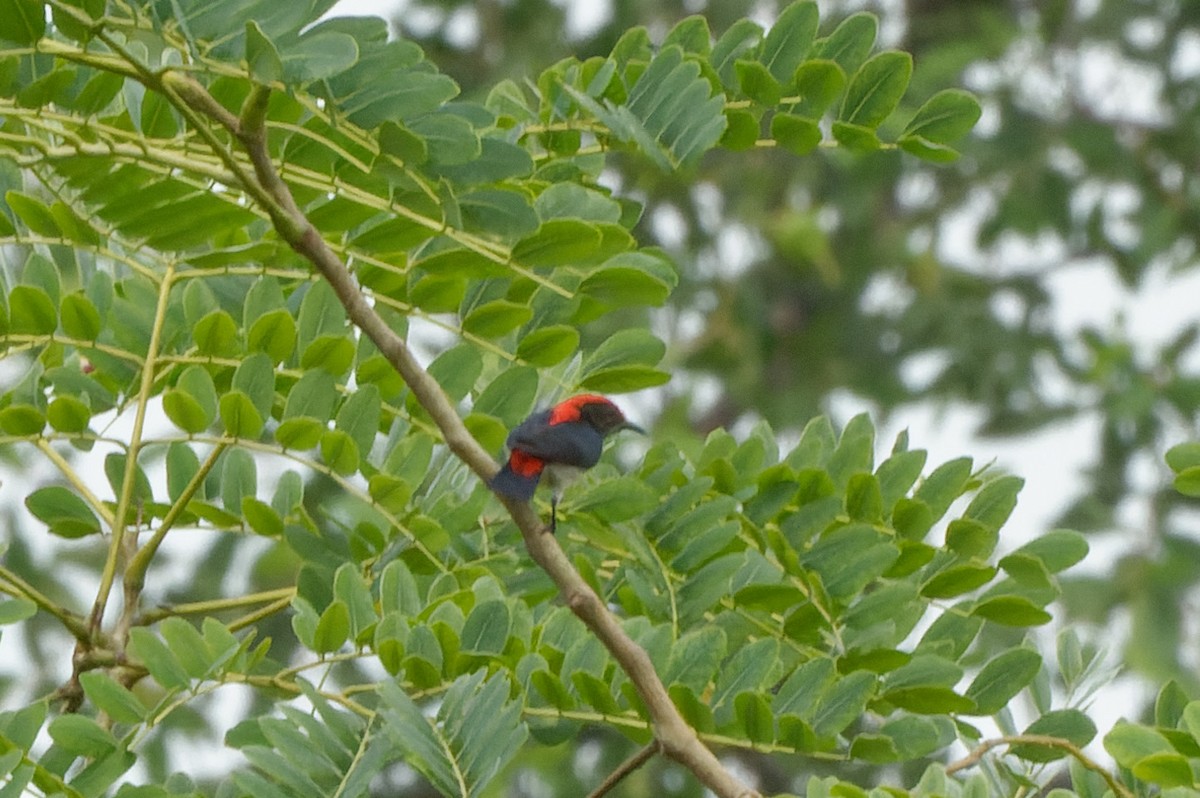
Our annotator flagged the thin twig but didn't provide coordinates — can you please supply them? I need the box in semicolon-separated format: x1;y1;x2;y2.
945;734;1133;798
586;742;660;798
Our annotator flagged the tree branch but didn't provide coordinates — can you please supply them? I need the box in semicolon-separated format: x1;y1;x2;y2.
586;742;659;798
161;71;760;798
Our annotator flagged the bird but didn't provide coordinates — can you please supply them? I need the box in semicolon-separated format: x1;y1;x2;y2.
490;394;643;531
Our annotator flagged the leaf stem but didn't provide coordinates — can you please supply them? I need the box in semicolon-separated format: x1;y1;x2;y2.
0;565;91;641
138;587;295;625
89;263;176;636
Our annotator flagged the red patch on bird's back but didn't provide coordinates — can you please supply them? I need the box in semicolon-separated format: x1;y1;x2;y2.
548;393;611;425
509;449;545;477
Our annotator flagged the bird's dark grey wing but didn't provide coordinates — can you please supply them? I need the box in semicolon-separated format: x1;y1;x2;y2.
507;416;604;467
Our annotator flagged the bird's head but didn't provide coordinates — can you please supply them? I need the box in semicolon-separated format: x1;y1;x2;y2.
551;394;644;436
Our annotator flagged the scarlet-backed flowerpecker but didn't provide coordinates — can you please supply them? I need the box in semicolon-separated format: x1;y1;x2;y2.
490;394;642;531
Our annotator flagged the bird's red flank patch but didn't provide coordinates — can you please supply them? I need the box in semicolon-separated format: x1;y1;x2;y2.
508;449;545;478
548;394;612;425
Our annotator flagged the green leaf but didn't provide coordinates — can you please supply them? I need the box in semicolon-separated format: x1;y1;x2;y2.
281;30;359;83
0;0;45;44
245;20;283;83
812;671;877;737
971;595;1052;627
127;627;191;690
517;325;579;366
921;563;996;598
945;518;997;559
461;600;511;656
792;59;847;117
839;51;912;127
219;391;265;438
663;15;711;55
1011;710;1097;762
283;370;337;420
48;714;116;757
220;448;257;516
898;133;962;162
1009;529;1088;573
760;1;819;84
817;12;877;75
320;429;360;475
883;686;975;715
1174;466;1200;497
964;648;1043;715
336;384;381;457
582;328;665;375
579;265;673;308
313;601;351;654
1166;442;1200;473
664;626;726;694
0;597;36;625
104;452;153;507
1105;721;1174;769
193;310;239;357
0;404;46;436
6;191;58;235
247;309;297;363
512;219;601;268
712;638;779;723
163;366;218;433
60;291;102;339
302;333;352;376
915;456;972;519
711;19;762;87
1134;751;1195;787
844;473;883;522
720;109;759;150
734;691;776;744
242;497;283;536
25;486;102;538
903;89;981;144
274;417;324;448
79;671;147;724
8;285;57;335
408;113;481;166
462;300;532;338
736;59;782;106
771;113;822;155
166;442;201;503
579;365;671;392
965;475;1023;530
831;120;880;151
334;563;378;644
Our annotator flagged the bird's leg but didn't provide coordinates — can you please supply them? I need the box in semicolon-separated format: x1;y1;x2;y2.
549;492;561;534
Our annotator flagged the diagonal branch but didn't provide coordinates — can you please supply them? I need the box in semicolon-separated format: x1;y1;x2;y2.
158;70;759;798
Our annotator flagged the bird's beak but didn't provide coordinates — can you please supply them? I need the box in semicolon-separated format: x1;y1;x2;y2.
619;421;645;435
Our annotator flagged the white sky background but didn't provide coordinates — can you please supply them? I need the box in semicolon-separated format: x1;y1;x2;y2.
2;0;1199;785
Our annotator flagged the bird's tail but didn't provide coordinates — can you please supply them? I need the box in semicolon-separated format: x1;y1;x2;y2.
489;455;542;501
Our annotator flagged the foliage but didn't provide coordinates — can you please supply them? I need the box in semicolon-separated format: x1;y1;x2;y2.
0;1;1196;798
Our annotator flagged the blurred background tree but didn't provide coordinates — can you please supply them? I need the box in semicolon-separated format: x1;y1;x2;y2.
382;0;1200;701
